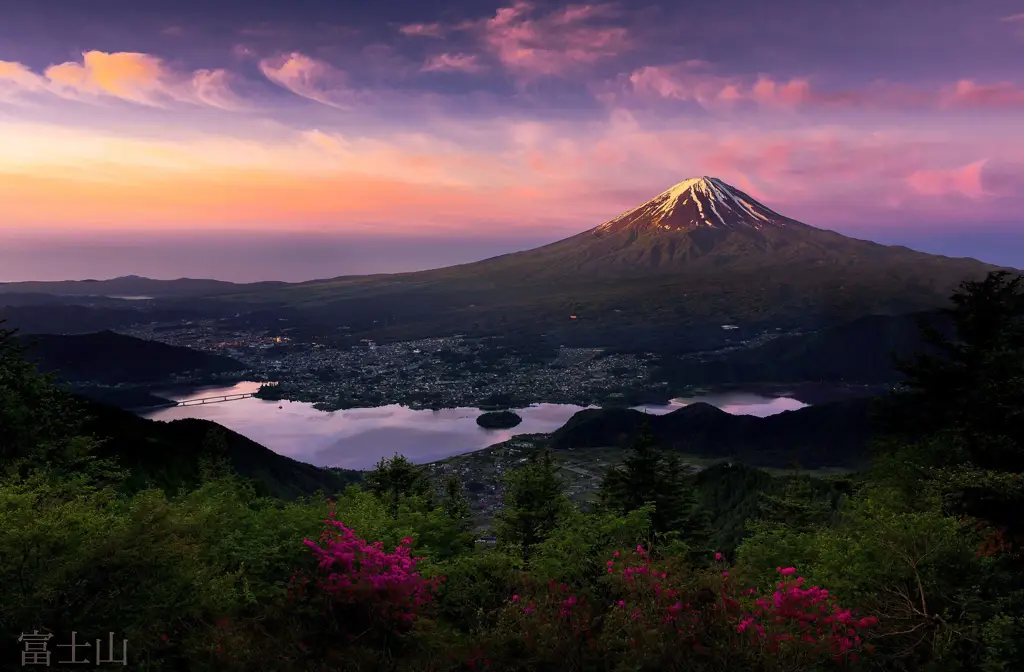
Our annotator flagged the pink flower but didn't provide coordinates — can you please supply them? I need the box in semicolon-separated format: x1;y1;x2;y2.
511;595;520;603
777;566;797;576
715;552;723;560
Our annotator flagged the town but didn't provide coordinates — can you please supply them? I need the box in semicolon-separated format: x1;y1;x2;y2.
117;319;667;409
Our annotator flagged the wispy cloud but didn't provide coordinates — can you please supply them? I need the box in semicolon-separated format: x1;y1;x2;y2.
942;80;1024;108
907;160;989;199
422;53;486;73
0;51;245;110
398;22;447;37
258;52;353;109
401;2;631;79
999;12;1024;22
0;113;1019;235
479;2;631;77
624;61;1024;111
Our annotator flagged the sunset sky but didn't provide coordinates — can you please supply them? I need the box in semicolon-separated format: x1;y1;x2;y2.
2;0;1023;281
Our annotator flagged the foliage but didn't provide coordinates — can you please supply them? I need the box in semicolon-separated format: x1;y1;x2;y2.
2;273;1024;670
598;423;711;558
365;453;433;519
494;450;570;559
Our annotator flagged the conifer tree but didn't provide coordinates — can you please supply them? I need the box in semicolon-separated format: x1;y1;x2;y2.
364;453;432;519
877;271;1024;554
441;473;472;522
495;450;568;558
599;420;711;551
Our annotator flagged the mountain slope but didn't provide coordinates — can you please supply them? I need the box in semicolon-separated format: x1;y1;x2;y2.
549;397;876;468
20;331;245;385
78;397;362;498
655;310;955;386
233;178;1001;348
0;275;288;298
4;179;1004;351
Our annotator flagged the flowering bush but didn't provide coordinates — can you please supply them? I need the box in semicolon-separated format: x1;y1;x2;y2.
484;547;877;671
737;567;879;662
286;502;442;651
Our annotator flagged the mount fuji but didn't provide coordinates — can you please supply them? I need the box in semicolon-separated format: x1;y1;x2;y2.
1;177;1005;351
237;176;1000;349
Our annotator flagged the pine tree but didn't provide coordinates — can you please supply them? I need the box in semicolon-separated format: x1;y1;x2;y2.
598;421;660;513
881;271;1024;471
495;450;568;558
441;473;472;522
757;476;833;533
599;421;711;551
877;271;1024;556
364;453;432;519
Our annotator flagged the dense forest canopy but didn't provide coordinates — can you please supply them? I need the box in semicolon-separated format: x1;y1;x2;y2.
1;271;1022;671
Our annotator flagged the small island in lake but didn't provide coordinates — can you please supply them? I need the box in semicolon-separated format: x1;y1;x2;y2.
476;410;523;429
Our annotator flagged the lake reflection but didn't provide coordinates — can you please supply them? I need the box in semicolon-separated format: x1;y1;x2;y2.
143;383;807;469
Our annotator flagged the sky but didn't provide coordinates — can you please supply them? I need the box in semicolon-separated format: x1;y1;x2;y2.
1;0;1023;282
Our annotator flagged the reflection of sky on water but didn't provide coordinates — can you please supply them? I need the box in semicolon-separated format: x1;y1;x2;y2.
143;384;806;469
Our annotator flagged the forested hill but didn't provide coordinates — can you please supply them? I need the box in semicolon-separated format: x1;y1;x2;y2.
654;310;954;387
550;397;876;468
2;272;1023;672
19;330;245;384
76;396;362;499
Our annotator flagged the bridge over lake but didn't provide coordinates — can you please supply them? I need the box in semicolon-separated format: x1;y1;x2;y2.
131;391;269;412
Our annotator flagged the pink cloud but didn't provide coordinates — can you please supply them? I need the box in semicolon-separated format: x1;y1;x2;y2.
627;62;1024;111
422;53;486;73
399;22;446;37
0;51;243;109
907;160;989;199
421;2;631;78
0;61;48;99
258;52;352;108
1000;12;1024;22
486;2;630;76
942;80;1024;108
628;63;815;109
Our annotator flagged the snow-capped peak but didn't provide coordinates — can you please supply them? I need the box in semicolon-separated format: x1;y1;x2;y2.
595;176;790;233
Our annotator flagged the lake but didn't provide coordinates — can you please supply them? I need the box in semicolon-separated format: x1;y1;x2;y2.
143;382;808;469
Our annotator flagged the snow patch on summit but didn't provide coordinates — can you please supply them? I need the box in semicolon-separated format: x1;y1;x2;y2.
595;177;788;233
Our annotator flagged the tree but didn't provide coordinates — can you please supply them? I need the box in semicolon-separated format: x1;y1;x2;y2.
757;476;836;534
441;473;472;522
0;325;97;476
495;450;568;558
364;453;432;519
879;271;1024;471
875;271;1024;548
597;422;660;515
598;421;710;551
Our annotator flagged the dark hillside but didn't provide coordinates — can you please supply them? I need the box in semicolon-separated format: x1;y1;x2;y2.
20;330;245;384
655;310;954;386
550;397;875;468
78;397;361;499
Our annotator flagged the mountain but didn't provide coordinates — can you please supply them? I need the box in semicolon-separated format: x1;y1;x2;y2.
77;397;362;499
654;310;955;387
0;275;288;298
224;177;1002;350
549;397;877;469
2;178;1006;352
20;331;245;385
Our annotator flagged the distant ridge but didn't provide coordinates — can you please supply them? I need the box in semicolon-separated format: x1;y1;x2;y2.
218;177;1002;347
1;178;1012;350
20;331;245;385
549;397;876;469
